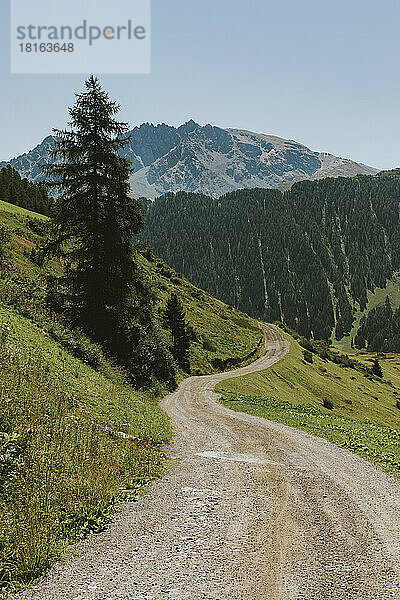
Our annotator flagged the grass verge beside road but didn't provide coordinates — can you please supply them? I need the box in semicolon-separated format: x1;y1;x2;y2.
0;304;171;592
220;393;400;479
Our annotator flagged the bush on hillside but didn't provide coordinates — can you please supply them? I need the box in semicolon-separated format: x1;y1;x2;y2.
122;322;177;389
0;224;11;258
276;322;368;375
323;399;334;410
26;218;49;236
302;349;313;363
372;358;383;378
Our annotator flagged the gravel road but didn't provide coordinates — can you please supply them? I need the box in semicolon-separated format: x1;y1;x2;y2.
15;324;400;599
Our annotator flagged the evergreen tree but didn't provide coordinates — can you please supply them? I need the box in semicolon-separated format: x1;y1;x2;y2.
372;358;383;378
164;293;191;370
354;295;400;353
41;76;175;386
42;75;144;336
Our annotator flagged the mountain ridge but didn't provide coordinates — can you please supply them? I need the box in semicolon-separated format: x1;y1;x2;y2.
0;121;378;198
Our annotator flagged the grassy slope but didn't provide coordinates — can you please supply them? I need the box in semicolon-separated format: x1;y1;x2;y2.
0;304;170;441
0;199;262;591
0;200;61;279
217;327;400;478
0;200;48;220
138;253;262;374
217;328;400;428
0;301;170;591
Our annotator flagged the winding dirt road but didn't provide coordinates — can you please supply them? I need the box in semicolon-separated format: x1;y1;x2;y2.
16;324;400;599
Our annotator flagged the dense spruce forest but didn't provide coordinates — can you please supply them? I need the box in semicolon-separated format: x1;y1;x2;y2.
355;296;400;352
144;172;400;341
0;165;52;215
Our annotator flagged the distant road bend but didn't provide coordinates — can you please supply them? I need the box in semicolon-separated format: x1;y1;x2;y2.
16;324;400;599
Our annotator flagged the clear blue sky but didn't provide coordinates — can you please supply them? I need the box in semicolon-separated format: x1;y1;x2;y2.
1;0;399;168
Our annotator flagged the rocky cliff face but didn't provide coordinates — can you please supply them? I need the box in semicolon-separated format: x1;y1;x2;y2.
0;121;378;198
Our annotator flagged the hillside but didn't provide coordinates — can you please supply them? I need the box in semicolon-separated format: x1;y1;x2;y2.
0;296;173;591
217;325;400;428
143;172;400;343
0;199;262;376
0;199;262;592
0;122;377;199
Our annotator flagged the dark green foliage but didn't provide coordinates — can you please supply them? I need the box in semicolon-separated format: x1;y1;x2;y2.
323;399;334;410
0;224;11;259
302;349;313;363
42;75;141;333
298;336;315;353
202;338;217;352
115;318;176;389
41;76;175;387
163;293;191;371
26;218;49;236
355;296;400;352
144;175;400;340
372;359;383;378
0;165;52;215
396;400;400;410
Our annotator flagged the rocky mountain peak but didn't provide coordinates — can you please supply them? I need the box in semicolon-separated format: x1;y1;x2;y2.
0;122;378;199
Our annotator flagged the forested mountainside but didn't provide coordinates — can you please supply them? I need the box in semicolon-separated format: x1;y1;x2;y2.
355;296;400;352
0;165;52;215
0;121;377;199
144;173;400;341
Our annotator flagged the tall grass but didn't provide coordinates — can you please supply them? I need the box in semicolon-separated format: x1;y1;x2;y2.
0;323;166;591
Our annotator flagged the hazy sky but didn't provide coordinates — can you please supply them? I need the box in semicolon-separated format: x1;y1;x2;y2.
1;0;399;168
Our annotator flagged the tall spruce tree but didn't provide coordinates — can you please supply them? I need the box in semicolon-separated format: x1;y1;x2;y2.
164;293;191;371
42;75;143;337
42;76;175;386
